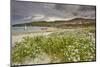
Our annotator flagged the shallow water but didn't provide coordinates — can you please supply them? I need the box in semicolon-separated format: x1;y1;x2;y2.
12;26;48;33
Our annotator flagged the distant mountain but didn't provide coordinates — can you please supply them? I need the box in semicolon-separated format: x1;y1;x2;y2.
67;18;95;22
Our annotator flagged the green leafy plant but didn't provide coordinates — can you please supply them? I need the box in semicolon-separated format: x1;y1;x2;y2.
12;30;96;65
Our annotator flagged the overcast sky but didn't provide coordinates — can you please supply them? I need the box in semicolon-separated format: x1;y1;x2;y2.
11;0;96;25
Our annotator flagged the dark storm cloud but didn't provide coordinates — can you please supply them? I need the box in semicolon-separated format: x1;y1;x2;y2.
54;4;95;18
78;6;96;11
54;4;80;12
54;4;95;11
11;0;96;24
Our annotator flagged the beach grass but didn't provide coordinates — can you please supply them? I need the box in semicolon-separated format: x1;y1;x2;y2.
12;28;96;65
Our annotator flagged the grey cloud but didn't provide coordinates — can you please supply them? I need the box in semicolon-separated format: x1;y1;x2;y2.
54;4;96;18
11;0;96;24
54;4;80;12
78;6;96;11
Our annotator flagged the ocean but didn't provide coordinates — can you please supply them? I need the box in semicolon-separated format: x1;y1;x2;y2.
12;26;48;33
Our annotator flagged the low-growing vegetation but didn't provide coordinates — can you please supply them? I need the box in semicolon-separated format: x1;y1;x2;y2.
12;30;96;65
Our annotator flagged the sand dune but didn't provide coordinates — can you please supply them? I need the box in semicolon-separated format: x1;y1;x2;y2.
12;32;53;47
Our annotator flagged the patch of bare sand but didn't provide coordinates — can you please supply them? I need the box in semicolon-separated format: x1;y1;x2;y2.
12;32;53;47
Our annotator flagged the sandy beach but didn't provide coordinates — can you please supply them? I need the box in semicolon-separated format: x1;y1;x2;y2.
12;28;83;46
12;32;53;47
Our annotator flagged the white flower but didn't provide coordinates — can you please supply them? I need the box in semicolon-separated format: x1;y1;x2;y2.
74;49;79;53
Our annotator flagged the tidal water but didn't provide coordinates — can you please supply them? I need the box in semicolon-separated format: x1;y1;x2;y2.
12;26;48;33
